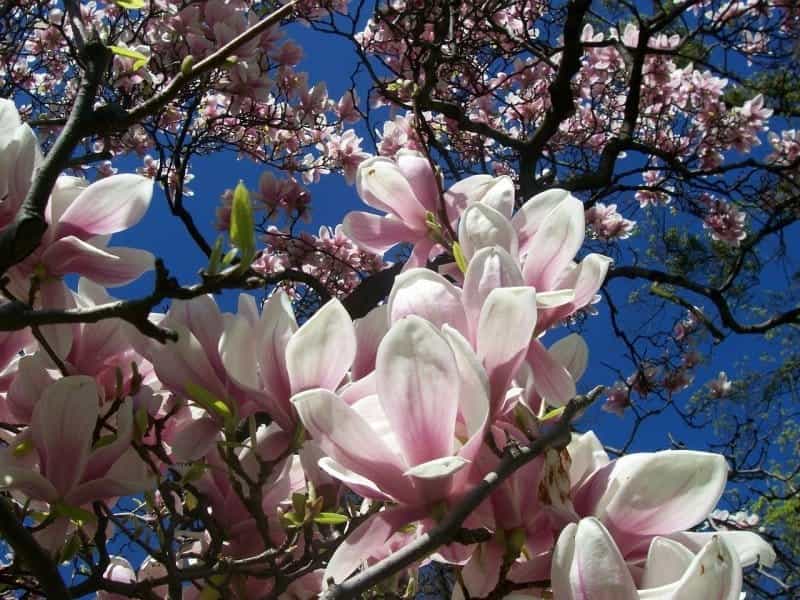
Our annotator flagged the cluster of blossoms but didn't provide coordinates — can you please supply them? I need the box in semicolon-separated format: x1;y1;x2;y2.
603;307;713;417
585;202;636;241
1;0;370;193
700;194;748;247
0;97;776;597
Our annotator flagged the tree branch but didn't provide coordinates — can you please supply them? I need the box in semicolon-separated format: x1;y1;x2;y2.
0;498;71;600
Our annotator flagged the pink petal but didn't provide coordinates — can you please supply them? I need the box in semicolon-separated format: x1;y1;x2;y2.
642;536;741;600
376;316;459;466
168;414;222;462
286;299;356;393
0;438;59;502
458;203;518;260
522;196;584;291
579;451;727;543
640;537;695;589
396;150;440;213
42;237;153;286
292;389;408;500
477;287;538;414
526;339;576;407
31;376;99;497
666;531;775;569
548;334;589;382
356;157;428;225
445;174;515;222
67;448;154;506
219;313;259;390
462;246;525;338
513;188;573;255
167;296;225;373
83;399;135;481
324;507;422;585
388;269;468;335
342;211;418;255
551;518;638;600
461;540;504;598
57;174;153;238
352;305;388;380
403;238;436;269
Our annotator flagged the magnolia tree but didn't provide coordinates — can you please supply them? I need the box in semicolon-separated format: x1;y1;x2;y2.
0;0;797;598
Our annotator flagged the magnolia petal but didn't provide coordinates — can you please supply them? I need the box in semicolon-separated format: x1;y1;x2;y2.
388;269;468;335
356;156;427;224
458;203;518;260
478;287;537;413
404;237;436;270
68;449;155;507
640;536;741;600
513;188;573;255
522;196;584;291
441;325;490;440
42;237;154;286
324;507;420;586
0;452;59;502
83;399;135;481
57;174;153;238
32;376;99;498
566;431;609;489
549;334;589;383
462;246;525;338
169;415;222;463
292;389;407;498
446;174;515;221
535;289;575;308
667;531;776;568
286;299;356;393
352;305;389;380
316;457;394;502
376;316;459;466
640;537;695;589
166;295;224;371
396;150;440;213
461;540;504;598
342;211;417;254
255;289;297;408
526;339;576;408
585;451;727;540
551;517;638;600
403;456;468;479
219;313;260;390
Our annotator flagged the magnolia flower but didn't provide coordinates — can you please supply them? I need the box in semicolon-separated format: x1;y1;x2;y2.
293;315;491;583
342;150;514;269
219;292;357;433
0;376;154;551
552;517;745;599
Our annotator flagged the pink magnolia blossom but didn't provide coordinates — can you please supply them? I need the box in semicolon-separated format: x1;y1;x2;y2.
0;376;154;550
219;291;357;433
342;151;515;269
292;315;491;583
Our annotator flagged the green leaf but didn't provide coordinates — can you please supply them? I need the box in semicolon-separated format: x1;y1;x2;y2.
314;512;349;525
229;181;256;272
452;242;468;274
53;502;96;527
540;406;565;421
207;236;224;276
114;0;146;9
108;45;150;71
222;248;238;267
94;433;117;449
185;382;234;425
